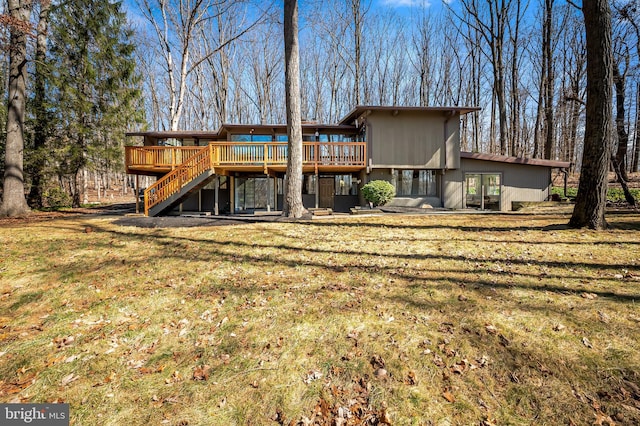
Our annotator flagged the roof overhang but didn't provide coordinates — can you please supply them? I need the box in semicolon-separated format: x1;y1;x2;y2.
461;151;570;168
338;105;482;126
126;124;359;145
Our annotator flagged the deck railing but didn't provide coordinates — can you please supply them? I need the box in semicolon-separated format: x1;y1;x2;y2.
127;142;366;172
125;146;202;171
212;141;366;168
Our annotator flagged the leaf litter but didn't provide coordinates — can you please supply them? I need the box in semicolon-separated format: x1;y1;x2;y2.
0;212;639;424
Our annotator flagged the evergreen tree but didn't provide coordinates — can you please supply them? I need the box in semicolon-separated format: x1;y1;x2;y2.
46;0;142;206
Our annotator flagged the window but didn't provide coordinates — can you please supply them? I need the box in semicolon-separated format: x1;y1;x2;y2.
393;170;436;196
305;175;317;194
232;134;251;142
329;134;353;142
231;134;272;142
335;175;358;195
465;173;501;210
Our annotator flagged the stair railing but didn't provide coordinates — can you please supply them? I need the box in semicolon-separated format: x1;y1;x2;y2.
144;144;213;216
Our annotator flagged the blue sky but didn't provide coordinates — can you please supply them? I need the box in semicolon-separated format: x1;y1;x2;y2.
122;0;453;28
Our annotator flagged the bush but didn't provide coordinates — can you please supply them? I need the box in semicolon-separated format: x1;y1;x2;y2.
552;186;640;203
362;180;396;207
43;187;72;209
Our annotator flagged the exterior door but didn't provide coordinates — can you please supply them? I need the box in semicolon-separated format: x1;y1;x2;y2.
464;173;501;210
319;177;334;209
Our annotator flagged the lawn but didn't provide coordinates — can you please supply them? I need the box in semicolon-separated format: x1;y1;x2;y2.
1;211;639;425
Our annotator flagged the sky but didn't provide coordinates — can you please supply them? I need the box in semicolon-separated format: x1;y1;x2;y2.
122;0;453;29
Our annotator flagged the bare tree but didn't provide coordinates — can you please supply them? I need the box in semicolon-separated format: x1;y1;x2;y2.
453;0;516;155
617;2;640;172
611;29;635;205
136;0;265;130
283;0;306;218
0;0;32;217
569;0;613;230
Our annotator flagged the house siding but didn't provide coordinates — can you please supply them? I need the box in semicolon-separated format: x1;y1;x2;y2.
366;110;460;169
444;158;553;211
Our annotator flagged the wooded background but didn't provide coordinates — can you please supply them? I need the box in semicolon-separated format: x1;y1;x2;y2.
0;0;638;208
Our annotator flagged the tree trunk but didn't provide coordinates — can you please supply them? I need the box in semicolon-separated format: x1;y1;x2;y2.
283;0;306;218
27;0;51;209
0;0;32;217
633;83;640;172
542;0;554;160
612;61;629;182
569;0;612;230
612;59;635;205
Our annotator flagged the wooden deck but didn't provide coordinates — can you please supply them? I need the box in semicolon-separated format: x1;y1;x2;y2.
126;141;367;176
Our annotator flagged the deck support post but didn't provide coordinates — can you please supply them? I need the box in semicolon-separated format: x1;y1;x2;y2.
274;176;279;211
230;176;235;213
135;174;140;214
266;176;271;212
214;175;219;216
315;172;319;209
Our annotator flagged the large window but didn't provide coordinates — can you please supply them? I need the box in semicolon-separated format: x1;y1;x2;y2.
393;170;436;196
335;175;358;195
281;174;357;195
235;177;273;211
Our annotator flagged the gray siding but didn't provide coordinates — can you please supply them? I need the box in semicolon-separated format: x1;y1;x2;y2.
366;110;460;169
444;158;553;211
443;168;463;209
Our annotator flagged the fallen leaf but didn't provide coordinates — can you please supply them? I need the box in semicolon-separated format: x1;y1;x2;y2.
597;311;610;323
485;325;498;335
593;409;615;426
443;390;456;402
192;365;210;381
303;370;323;384
405;370;417;385
370;354;386;369
450;361;466;375
477;355;490;367
104;371;116;383
374;368;388;379
60;373;78;386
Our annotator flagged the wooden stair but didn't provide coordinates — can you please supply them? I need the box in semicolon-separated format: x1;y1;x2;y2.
144;145;215;216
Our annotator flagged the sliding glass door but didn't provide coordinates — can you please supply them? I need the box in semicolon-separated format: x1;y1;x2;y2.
465;173;501;210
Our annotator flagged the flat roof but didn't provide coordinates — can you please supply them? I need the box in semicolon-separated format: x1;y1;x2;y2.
461;151;570;168
338;105;482;126
214;123;357;138
126;130;220;139
126;124;358;142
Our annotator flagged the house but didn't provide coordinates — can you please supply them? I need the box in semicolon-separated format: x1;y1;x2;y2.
125;106;570;216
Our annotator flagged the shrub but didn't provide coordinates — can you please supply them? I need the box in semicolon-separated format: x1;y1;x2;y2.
43;187;72;209
362;180;396;207
552;186;640;203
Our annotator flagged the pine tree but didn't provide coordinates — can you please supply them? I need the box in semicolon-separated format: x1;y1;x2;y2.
46;0;141;206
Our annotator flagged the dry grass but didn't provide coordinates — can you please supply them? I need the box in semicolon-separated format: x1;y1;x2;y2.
1;211;640;425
